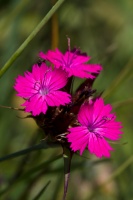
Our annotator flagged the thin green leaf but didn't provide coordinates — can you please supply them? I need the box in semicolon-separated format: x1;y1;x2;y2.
21;154;62;179
0;141;59;162
32;180;51;200
0;0;65;78
0;154;61;196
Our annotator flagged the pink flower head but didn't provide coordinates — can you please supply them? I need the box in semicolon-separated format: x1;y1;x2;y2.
14;63;71;116
67;98;123;158
39;48;102;78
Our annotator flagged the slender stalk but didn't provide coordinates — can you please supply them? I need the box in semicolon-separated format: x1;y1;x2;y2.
0;141;59;162
32;181;51;200
62;146;73;200
0;105;24;111
0;0;65;78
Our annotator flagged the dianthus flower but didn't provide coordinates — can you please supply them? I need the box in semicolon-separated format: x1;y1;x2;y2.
39;48;102;78
14;63;71;116
67;98;123;158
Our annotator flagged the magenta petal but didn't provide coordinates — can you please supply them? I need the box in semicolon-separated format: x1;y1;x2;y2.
67;97;123;158
45;68;68;90
22;95;47;116
30;63;48;82
78;103;94;126
45;48;102;78
67;126;89;154
46;91;71;106
88;134;112;158
39;51;47;60
14;62;70;116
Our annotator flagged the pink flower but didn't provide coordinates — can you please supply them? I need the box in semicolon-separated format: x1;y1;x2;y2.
39;48;102;78
14;63;71;116
67;98;122;158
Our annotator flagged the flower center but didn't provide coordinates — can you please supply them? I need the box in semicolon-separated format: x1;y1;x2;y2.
34;81;49;96
88;124;102;138
88;125;94;132
64;51;77;69
39;86;49;95
88;116;113;135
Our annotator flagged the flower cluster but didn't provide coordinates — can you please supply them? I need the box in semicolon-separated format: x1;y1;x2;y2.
14;46;122;158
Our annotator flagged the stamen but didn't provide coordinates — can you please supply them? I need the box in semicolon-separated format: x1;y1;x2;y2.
66;50;77;68
88;116;113;133
93;116;112;127
93;131;103;138
34;81;40;90
39;87;49;95
41;69;50;87
67;37;71;51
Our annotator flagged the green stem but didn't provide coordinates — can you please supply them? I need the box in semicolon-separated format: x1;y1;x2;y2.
62;146;73;200
0;0;65;78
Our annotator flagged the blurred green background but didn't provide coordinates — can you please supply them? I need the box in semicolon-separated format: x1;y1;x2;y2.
0;0;133;199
